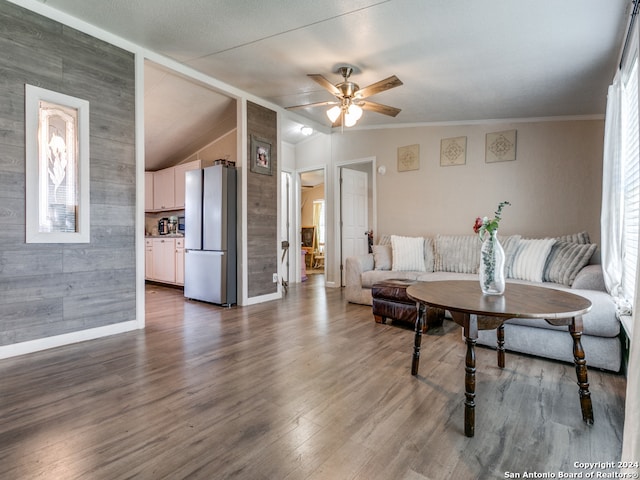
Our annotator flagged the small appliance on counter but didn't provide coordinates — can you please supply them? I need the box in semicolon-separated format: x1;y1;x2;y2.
168;216;178;235
177;215;185;235
158;217;169;235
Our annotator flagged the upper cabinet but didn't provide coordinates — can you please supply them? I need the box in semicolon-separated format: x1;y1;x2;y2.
146;160;200;212
153;168;175;211
174;160;201;209
145;172;154;212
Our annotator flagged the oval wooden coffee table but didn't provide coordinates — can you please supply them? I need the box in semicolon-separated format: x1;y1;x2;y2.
407;280;593;437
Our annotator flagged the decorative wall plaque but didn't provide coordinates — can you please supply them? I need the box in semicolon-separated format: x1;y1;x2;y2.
486;129;517;163
440;136;467;166
397;144;420;172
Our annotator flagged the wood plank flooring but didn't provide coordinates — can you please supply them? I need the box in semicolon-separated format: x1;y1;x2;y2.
0;276;627;479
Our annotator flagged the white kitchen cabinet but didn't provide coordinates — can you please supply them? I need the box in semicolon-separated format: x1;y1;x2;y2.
175;238;185;285
152;238;176;283
145;172;154;212
174;160;201;209
145;238;154;279
153;168;175;211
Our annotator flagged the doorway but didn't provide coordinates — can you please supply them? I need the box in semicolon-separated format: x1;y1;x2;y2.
300;169;325;280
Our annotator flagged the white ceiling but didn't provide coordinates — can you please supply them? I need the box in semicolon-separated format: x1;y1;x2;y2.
34;0;630;168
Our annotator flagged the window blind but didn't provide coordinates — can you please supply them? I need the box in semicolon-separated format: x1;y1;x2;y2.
622;57;640;303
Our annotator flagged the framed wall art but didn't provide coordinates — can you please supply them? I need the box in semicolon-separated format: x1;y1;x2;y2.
440;136;467;166
486;129;517;163
250;135;272;175
25;84;90;243
397;144;420;172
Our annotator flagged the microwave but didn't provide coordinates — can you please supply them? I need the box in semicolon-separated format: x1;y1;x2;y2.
177;215;185;234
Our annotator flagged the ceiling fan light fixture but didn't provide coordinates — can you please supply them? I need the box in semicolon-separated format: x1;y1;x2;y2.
347;104;363;121
344;104;363;127
327;105;341;123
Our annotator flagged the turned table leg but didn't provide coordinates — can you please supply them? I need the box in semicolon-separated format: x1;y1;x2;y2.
497;324;505;368
411;302;425;375
464;335;477;437
570;317;594;425
460;313;479;438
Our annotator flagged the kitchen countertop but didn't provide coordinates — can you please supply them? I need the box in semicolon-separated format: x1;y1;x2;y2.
145;234;185;238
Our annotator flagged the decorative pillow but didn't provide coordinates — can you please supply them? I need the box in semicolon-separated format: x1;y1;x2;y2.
433;235;481;274
556;231;591;244
391;235;426;272
423;237;435;273
499;234;522;273
508;238;556;282
372;245;392;271
543;242;597;286
378;234;392;246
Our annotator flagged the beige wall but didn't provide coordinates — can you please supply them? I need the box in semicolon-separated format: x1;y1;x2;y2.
301;184;325;226
331;119;604;244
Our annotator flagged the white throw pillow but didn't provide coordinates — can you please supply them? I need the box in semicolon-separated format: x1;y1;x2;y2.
391;235;426;272
509;238;557;282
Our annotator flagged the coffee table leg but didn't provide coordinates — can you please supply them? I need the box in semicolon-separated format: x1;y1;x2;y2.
464;335;476;437
497;324;505;368
570;318;594;425
411;302;425;375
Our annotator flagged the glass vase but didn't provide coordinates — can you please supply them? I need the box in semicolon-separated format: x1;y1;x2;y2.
479;230;506;295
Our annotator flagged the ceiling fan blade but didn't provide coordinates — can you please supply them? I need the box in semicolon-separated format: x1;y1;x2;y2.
361;100;401;117
356;75;403;99
308;74;342;97
285;100;338;110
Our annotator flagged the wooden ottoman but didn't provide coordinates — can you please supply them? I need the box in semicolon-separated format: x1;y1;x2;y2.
372;279;444;332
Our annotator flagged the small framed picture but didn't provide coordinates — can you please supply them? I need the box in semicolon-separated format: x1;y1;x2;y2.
440;136;467;166
250;135;272;175
486;129;517;163
397;144;420;172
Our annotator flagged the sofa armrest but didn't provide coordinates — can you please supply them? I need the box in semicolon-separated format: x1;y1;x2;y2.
572;264;607;292
345;254;374;289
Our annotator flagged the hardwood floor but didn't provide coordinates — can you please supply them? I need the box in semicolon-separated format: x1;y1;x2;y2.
0;276;626;479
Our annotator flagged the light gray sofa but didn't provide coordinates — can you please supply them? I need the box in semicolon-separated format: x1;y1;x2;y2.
345;233;621;372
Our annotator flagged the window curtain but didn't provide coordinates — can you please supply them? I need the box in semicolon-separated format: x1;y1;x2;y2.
312;200;323;247
601;78;633;315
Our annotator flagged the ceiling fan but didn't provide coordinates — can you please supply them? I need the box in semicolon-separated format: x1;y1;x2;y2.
286;66;403;127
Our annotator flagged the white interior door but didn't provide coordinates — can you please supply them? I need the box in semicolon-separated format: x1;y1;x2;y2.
341;168;368;285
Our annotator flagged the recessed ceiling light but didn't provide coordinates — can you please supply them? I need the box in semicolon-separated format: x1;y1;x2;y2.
300;126;313;136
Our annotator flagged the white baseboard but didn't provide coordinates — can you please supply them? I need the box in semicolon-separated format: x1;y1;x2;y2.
0;320;140;360
242;292;281;306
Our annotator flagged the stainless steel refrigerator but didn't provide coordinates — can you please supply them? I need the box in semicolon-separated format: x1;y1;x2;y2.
184;165;237;305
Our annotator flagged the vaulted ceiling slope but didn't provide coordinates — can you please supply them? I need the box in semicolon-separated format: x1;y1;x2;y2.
35;0;629;132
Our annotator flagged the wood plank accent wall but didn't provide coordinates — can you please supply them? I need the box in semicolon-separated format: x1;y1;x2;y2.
0;1;136;346
246;101;278;297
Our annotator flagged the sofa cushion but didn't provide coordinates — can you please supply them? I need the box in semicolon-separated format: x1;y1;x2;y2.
361;270;420;288
543;241;597;286
372;245;392;270
416;271;478;282
509;238;556;282
556;231;591;244
391;235;426;271
434;235;480;274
